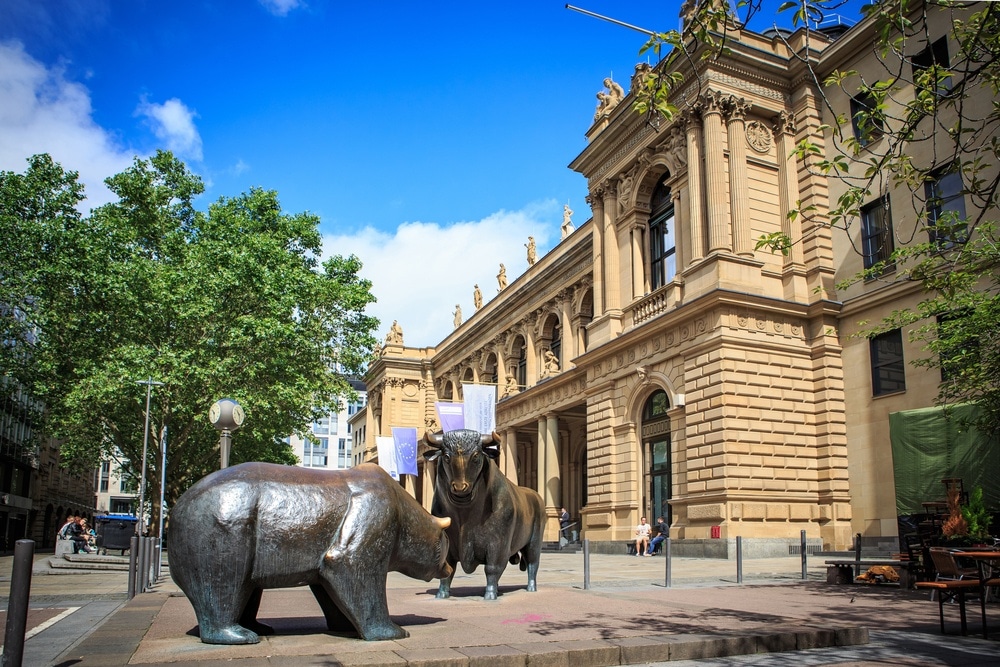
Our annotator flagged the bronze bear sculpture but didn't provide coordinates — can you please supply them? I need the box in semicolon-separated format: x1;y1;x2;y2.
169;462;452;643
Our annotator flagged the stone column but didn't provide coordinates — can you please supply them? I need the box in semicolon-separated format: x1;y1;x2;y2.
702;91;731;253
774;111;804;266
503;427;519;483
725;96;753;257
545;414;560;511
602;180;621;312
404;473;417;499
588;190;605;315
559;290;573;367
684;108;705;263
630;223;644;299
421;461;435;509
536;417;547;500
671;189;686;271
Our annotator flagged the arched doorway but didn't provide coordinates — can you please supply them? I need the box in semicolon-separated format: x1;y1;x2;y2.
642;389;672;526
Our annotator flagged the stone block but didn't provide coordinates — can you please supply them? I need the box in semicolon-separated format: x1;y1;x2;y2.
555;639;620;667
665;634;757;660
796;629;837;650
835;626;869;646
457;645;526;667
608;636;671;664
506;642;569;667
393;648;468;667
756;631;799;653
743;503;767;520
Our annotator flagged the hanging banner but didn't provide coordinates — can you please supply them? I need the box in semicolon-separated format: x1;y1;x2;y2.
391;427;419;476
461;383;496;434
435;402;465;432
375;436;398;479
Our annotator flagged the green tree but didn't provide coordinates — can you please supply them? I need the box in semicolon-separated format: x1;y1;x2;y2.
634;0;999;437
0;151;379;529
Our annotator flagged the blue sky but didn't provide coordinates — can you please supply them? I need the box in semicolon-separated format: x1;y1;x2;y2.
0;0;867;348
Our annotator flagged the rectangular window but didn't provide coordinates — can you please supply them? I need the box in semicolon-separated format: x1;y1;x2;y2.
925;168;967;248
850;92;883;146
100;460;110;493
870;329;906;396
860;197;894;275
912;37;951;95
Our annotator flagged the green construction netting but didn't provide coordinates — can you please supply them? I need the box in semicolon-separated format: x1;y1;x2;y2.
890;403;1000;515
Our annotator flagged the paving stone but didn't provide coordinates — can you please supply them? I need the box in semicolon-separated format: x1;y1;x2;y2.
456;644;527;667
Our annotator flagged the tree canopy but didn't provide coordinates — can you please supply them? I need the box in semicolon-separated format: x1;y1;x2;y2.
633;0;999;437
1;151;379;527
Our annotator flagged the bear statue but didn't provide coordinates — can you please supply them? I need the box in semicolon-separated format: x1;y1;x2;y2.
169;462;452;643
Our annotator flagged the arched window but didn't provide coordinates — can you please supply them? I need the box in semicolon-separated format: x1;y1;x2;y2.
550;319;561;365
642;389;672;526
516;338;527;387
649;178;676;289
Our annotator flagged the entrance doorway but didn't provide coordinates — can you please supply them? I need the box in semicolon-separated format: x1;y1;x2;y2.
642;390;671;526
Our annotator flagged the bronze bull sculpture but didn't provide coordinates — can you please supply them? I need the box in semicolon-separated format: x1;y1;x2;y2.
424;429;545;600
169;462;452;643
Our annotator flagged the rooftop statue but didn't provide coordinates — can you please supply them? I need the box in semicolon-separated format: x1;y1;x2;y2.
525;236;537;266
497;263;507;291
473;284;483;310
594;77;625;120
561;204;574;239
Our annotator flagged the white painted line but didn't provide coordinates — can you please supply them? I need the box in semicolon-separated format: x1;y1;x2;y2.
25;606;81;641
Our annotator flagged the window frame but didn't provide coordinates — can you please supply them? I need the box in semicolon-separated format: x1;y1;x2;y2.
648;179;676;290
860;196;895;276
850;91;884;147
870;329;906;396
925;167;967;248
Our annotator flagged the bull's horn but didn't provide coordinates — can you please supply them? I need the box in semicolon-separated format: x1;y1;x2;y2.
434;516;451;529
424;430;444;447
480;431;500;445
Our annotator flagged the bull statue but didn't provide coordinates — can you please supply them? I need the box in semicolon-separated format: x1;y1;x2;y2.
169;462;452;643
424;429;545;600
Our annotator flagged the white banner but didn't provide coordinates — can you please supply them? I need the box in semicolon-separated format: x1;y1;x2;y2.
435;402;465;432
375;436;398;479
462;383;496;434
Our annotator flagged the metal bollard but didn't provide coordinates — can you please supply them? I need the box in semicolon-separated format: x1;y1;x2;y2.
143;537;153;591
155;537;162;580
583;539;590;590
736;536;743;584
664;537;671;588
128;536;139;599
801;530;808;580
854;532;862;579
139;537;149;592
2;539;35;667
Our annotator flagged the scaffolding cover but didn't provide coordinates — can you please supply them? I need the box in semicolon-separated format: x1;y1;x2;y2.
890;403;999;514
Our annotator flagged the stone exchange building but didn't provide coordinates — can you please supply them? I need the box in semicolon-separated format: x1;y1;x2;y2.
354;3;998;556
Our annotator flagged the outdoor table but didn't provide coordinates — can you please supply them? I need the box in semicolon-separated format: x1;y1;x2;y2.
954;550;1000;639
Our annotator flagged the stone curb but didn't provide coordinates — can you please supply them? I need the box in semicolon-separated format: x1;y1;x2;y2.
53;590;870;667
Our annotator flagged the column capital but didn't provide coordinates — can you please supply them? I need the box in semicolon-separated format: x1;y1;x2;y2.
723;96;751;121
700;89;726;114
773;110;796;136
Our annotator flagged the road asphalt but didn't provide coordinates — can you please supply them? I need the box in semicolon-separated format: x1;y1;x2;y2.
1;548;997;666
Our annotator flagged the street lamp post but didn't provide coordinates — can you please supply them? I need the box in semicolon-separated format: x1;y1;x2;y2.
209;398;245;468
136;378;163;535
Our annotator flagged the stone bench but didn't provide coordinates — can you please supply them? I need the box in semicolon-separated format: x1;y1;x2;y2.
824;559;920;589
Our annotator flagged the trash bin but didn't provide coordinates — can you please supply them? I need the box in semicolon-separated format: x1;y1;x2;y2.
94;514;138;555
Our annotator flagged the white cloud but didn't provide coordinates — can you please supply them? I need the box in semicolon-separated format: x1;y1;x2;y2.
136;97;203;162
322;203;558;349
259;0;303;17
0;40;135;209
